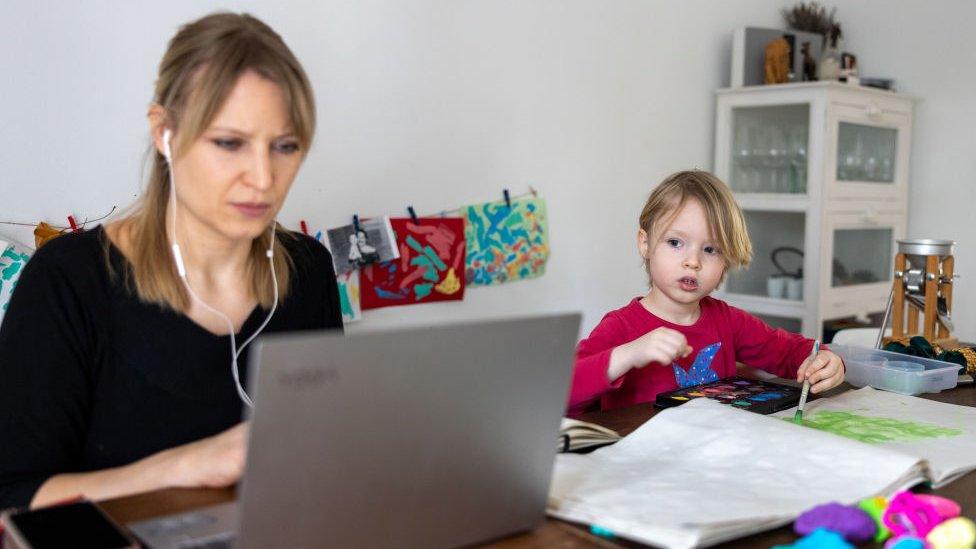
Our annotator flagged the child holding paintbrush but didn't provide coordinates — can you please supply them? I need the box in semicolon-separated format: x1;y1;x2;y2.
568;171;845;414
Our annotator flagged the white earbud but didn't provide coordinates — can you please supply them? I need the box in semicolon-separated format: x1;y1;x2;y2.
162;128;173;163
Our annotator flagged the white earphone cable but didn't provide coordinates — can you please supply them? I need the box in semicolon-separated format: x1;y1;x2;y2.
164;130;276;408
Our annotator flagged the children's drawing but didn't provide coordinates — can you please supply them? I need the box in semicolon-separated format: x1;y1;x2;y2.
0;239;32;325
360;218;465;310
673;342;721;387
336;270;362;322
792;411;963;443
304;225;362;323
463;198;549;286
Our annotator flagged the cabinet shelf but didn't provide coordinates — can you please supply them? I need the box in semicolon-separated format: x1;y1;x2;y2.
714;292;807;319
734;194;810;212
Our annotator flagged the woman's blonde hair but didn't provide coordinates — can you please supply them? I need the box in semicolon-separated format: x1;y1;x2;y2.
111;12;316;312
639;170;752;273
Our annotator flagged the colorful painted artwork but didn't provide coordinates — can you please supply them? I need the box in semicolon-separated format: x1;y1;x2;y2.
360;217;465;310
0;238;33;326
336;270;362;323
463;198;549;286
303;225;361;323
791;411;963;444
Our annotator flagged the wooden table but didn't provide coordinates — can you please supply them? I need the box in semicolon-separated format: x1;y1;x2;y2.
101;380;976;548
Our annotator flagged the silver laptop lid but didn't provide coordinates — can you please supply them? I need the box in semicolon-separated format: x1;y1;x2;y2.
238;313;581;549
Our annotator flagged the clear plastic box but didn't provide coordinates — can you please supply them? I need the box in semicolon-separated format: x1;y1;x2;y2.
830;343;961;395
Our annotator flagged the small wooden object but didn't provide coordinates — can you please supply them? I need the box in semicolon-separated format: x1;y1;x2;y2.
764;38;791;85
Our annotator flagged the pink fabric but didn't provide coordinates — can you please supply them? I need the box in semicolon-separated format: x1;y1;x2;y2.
568;296;817;415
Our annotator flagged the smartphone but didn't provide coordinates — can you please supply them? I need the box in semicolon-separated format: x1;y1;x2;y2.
1;500;138;549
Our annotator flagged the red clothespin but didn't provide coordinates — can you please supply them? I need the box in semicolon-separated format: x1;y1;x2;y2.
299;220;309;235
67;216;79;232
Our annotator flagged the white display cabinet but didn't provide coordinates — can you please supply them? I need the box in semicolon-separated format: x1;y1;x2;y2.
712;82;915;338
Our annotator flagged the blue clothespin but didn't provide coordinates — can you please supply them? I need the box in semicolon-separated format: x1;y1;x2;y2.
407;206;419;224
352;214;360;233
503;189;511;209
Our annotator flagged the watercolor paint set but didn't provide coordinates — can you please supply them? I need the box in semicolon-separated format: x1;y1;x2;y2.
655;376;802;414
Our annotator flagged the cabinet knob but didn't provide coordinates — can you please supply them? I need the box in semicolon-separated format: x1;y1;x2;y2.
861;206;879;224
866;104;883;119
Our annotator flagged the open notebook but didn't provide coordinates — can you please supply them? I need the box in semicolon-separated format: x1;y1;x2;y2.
558;418;621;452
547;388;976;548
770;387;976;488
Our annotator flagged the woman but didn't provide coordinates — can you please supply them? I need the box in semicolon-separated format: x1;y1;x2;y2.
0;12;342;508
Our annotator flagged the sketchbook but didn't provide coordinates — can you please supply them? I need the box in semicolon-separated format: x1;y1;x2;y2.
558;418;621;453
548;388;976;548
771;387;976;488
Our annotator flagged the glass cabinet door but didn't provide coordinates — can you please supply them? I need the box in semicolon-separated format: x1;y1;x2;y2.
826;102;911;200
836;122;898;183
725;211;806;299
820;209;904;321
729;104;809;194
831;227;893;287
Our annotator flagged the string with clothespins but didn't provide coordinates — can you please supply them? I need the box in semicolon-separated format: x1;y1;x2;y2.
295;186;539;233
0;205;118;231
420;186;537;218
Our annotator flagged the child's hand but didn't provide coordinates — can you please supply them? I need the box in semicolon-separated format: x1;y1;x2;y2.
607;328;692;382
633;327;693;367
796;349;845;394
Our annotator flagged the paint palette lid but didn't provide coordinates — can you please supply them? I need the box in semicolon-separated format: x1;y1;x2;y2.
831;343;960;396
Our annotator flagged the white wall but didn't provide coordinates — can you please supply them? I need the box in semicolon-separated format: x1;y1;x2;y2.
2;1;972;340
831;0;976;341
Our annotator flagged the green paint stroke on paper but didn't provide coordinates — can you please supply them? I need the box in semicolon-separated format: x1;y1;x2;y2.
788;411;962;443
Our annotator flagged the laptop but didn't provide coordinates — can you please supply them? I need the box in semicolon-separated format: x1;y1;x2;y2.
129;313;581;548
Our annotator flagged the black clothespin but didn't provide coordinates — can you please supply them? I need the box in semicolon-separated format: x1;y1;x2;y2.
352;214;360;233
503;189;511;210
408;206;419;224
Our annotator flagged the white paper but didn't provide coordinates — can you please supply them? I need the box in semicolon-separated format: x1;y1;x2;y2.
548;398;923;548
773;387;976;487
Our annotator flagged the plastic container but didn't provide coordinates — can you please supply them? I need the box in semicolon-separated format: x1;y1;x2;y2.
830;343;961;395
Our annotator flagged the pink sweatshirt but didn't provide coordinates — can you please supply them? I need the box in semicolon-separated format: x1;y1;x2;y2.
568;296;816;415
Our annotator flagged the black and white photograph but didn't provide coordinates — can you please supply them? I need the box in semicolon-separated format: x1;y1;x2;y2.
326;216;399;275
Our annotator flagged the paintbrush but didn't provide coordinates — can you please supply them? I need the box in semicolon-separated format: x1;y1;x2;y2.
793;339;821;424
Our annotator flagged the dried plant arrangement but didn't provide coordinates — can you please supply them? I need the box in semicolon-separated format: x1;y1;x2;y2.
782;2;843;46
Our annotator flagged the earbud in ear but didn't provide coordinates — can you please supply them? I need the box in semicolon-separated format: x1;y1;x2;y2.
162;129;172;162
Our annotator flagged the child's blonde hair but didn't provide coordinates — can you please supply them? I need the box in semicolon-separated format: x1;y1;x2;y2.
639;170;752;272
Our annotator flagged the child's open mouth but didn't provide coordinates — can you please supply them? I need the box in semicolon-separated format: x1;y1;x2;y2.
678;277;699;291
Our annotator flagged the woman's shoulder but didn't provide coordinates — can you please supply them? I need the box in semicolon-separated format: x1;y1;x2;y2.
26;226;109;275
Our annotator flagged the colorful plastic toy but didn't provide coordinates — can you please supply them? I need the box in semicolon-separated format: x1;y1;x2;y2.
795;502;876;543
884;491;944;538
860;496;892;542
926;517;976;549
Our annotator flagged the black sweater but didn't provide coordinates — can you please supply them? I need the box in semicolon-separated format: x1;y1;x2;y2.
0;226;342;508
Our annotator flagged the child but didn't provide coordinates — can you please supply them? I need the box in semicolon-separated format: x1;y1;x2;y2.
568;170;844;415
